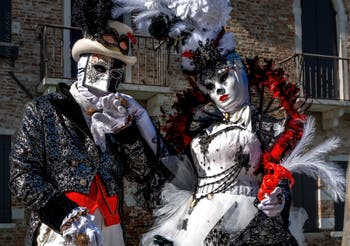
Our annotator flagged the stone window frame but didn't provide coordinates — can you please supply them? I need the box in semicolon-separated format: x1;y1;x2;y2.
293;0;349;100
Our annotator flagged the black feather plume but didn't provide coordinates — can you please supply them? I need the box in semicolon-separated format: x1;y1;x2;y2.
72;0;113;37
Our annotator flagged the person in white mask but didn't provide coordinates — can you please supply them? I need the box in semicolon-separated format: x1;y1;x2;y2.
141;33;294;245
112;0;345;245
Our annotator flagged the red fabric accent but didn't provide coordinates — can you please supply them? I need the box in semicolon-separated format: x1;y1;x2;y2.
65;175;121;226
181;51;194;58
257;162;295;201
127;32;137;45
246;58;306;201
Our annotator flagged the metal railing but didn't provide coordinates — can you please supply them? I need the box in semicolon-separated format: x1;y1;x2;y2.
38;24;175;87
279;53;350;100
128;34;174;87
38;24;83;81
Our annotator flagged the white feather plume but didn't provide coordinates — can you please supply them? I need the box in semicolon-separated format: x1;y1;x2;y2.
113;0;236;72
113;0;232;35
111;0;146;18
218;32;237;55
167;0;232;31
282;117;345;202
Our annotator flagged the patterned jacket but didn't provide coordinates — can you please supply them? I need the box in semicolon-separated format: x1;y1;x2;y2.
9;83;165;246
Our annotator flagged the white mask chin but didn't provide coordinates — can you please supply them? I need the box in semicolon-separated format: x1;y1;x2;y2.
77;54;125;94
198;68;249;113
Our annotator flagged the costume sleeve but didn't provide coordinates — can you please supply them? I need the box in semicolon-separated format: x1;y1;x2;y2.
113;123;171;208
9;101;77;232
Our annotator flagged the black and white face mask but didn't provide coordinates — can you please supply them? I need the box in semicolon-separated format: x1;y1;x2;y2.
77;54;125;94
197;66;250;113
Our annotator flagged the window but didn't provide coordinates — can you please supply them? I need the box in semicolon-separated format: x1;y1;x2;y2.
0;135;12;223
301;0;338;99
292;173;318;232
292;157;348;232
0;0;18;59
0;0;11;43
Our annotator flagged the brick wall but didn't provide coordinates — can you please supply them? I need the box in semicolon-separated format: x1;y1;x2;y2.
229;0;295;61
0;0;65;245
1;0;350;245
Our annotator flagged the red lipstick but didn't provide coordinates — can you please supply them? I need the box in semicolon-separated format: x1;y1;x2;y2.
219;94;229;102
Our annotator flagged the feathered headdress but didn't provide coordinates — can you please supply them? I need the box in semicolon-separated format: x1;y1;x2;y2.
112;0;236;72
113;0;345;202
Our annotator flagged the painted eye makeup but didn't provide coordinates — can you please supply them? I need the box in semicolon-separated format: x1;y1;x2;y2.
93;64;107;73
219;71;229;83
204;80;215;90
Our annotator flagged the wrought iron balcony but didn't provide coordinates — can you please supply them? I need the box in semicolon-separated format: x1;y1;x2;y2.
37;24;176;94
279;53;350;101
279;53;350;129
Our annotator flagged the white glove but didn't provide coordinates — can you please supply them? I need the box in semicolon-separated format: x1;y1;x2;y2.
257;187;285;217
90;93;132;151
99;93;130;120
116;92;158;155
60;207;103;246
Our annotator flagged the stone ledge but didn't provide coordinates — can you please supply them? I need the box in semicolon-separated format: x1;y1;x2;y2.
306;99;350;129
118;83;173;101
305;231;343;239
0;223;16;229
308;99;350;113
330;231;343;238
37;78;173;102
37;77;74;94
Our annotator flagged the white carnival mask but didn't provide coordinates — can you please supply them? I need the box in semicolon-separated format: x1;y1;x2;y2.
198;66;250;113
77;54;125;94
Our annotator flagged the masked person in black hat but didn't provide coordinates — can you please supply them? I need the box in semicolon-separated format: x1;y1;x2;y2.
9;2;168;245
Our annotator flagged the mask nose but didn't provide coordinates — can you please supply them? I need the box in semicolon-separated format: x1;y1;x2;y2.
216;82;225;95
216;88;225;95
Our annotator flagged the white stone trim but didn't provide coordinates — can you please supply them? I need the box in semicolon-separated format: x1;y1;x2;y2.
37;78;75;94
329;155;350;163
304;232;325;240
0;128;15;135
0;223;16;229
319;217;335;229
330;231;343;238
63;0;72;78
11;208;24;220
318;188;334;201
292;1;302;54
123;14;134;84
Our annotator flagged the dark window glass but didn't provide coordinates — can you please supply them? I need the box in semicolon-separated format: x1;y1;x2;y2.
292;173;318;232
0;0;12;43
0;135;12;223
301;0;338;99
